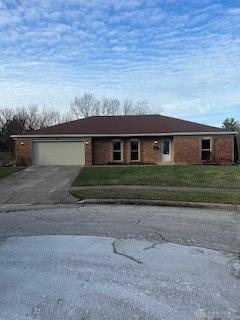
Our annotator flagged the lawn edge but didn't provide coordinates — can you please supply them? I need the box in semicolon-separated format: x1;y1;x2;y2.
77;198;240;212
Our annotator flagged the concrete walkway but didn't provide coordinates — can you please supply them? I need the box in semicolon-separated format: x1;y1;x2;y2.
71;184;240;193
0;166;80;205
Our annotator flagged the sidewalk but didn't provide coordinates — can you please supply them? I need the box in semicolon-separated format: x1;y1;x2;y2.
71;185;240;193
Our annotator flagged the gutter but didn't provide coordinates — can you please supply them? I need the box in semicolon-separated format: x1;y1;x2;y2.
11;131;237;139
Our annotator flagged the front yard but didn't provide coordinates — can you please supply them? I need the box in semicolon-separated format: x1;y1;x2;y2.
72;165;240;204
73;165;240;189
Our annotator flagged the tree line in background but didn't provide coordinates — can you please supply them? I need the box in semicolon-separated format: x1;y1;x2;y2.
0;93;154;151
0;92;239;153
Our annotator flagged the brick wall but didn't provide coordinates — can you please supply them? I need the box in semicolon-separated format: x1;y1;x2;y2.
141;138;160;163
92;138;112;164
173;136;201;164
92;138;161;165
15;140;32;165
213;136;234;164
85;137;92;165
14;135;235;166
173;135;234;164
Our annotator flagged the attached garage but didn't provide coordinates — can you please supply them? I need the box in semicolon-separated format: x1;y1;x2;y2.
32;141;85;165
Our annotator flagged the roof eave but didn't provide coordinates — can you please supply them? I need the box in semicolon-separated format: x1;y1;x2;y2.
11;131;237;139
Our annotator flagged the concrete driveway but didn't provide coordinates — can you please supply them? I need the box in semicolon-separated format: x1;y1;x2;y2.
0;166;80;205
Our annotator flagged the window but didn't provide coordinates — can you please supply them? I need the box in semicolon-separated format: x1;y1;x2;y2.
130;140;140;161
112;140;122;161
201;138;212;161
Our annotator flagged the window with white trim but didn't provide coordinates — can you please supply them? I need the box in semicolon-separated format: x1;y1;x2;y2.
130;140;140;161
112;140;122;161
201;138;212;161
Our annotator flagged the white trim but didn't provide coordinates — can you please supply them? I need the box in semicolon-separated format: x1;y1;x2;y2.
161;139;172;163
11;131;237;139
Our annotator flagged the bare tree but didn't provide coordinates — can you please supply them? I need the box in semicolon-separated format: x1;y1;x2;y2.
122;99;134;115
91;100;101;116
0;105;66;151
0;108;15;127
61;110;75;123
101;97;120;116
133;100;151;115
70;93;98;118
70;92;156;117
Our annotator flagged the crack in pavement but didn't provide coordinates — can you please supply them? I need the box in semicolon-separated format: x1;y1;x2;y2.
136;218;141;224
112;240;143;264
140;224;169;243
144;242;159;250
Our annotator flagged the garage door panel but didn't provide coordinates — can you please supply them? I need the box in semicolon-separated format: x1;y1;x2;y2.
33;141;85;165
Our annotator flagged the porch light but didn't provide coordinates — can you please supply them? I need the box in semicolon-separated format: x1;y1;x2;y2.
85;141;89;145
21;141;24;145
154;140;158;144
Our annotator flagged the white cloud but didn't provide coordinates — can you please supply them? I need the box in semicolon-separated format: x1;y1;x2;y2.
0;0;239;123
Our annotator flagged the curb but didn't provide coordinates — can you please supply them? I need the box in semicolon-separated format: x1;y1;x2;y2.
77;198;240;212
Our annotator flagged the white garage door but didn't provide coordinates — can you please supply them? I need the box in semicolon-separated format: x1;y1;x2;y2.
33;141;85;165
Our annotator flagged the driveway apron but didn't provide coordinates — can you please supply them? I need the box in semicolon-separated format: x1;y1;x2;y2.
0;166;80;205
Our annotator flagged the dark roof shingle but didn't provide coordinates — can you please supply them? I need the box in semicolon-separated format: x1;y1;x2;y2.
27;114;224;135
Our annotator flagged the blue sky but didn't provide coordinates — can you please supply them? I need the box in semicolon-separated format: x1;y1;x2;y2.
0;0;240;126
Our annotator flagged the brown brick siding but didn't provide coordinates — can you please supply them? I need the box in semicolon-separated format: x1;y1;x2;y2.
15;140;32;165
92;138;161;165
141;138;160;163
92;139;112;164
15;135;235;166
85;137;92;165
173;135;234;164
173;136;201;164
213;136;234;164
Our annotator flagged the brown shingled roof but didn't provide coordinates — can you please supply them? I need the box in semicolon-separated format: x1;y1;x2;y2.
26;114;224;135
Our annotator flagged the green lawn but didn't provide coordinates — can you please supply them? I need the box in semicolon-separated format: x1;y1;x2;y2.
71;189;240;205
73;165;240;189
0;167;23;180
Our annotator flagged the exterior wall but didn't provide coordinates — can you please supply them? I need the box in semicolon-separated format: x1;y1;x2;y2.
92;137;161;165
15;140;32;165
15;135;235;166
173;136;201;164
141;138;160;163
85;137;92;166
92;138;112;165
173;135;234;164
213;136;234;164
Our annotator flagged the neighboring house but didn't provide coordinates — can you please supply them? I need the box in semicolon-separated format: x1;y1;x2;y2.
12;115;237;166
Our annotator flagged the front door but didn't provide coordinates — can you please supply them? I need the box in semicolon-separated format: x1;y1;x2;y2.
161;139;172;162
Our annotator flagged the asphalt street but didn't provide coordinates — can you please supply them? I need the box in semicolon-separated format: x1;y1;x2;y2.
0;204;239;320
0;204;239;253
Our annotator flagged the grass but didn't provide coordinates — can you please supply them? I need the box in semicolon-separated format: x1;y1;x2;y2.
73;165;240;189
71;189;240;205
0;167;24;179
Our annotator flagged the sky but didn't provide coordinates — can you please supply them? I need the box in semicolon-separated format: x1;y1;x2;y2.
0;0;240;126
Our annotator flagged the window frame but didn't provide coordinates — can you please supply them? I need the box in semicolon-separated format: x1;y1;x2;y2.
112;139;123;162
201;137;212;162
130;139;141;162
